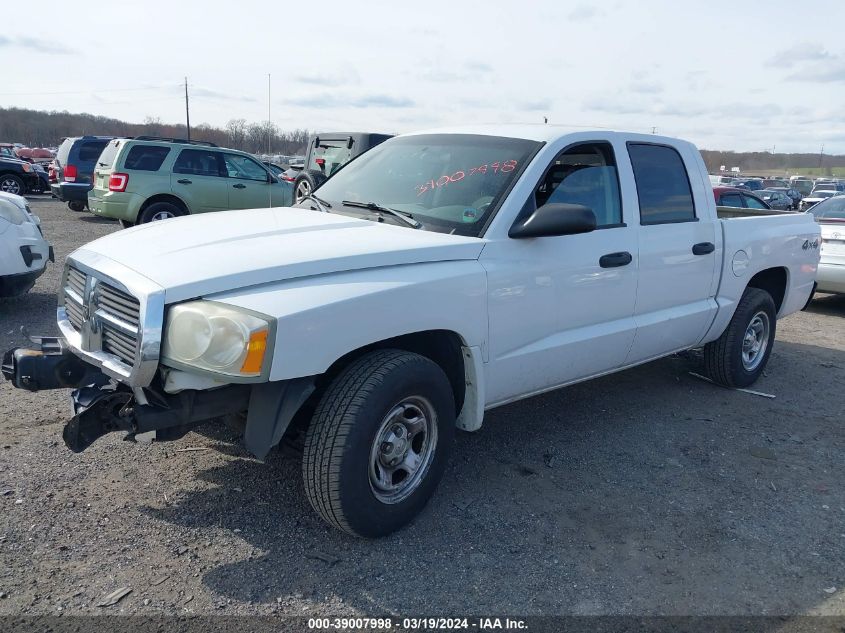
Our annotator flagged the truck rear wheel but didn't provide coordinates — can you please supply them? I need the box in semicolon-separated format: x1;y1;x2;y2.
704;287;777;388
302;349;455;537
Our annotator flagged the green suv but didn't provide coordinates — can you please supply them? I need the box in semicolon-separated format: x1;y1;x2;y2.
88;137;294;226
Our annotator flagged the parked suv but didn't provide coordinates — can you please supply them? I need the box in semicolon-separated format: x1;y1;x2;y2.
88;137;294;226
51;136;116;212
282;132;392;203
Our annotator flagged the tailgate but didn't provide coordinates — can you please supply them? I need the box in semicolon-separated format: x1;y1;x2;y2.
820;221;845;266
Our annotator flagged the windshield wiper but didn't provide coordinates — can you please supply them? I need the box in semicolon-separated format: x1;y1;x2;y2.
341;200;422;229
302;193;332;213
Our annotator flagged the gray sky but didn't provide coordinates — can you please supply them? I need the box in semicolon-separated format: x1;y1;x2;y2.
3;0;845;153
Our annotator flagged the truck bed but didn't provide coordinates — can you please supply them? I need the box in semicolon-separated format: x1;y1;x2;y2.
716;205;800;219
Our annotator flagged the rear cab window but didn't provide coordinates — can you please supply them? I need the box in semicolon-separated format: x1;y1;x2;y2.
123;145;170;171
627;143;696;224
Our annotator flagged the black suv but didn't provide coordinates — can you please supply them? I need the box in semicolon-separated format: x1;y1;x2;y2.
0;149;40;196
51;136;116;211
283;132;392;203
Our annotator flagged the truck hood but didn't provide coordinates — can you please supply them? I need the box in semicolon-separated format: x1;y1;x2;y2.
72;207;486;302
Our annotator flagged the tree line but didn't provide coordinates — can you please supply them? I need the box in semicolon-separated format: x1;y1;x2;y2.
699;149;845;175
0;107;310;156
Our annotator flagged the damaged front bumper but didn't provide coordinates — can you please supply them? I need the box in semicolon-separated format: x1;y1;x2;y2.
2;337;250;453
3;337;315;459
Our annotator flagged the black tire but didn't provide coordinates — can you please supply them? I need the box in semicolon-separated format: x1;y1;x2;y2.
118;219;135;229
303;349;455;538
704;287;777;388
293;171;325;204
137;201;185;224
0;174;25;196
67;200;85;212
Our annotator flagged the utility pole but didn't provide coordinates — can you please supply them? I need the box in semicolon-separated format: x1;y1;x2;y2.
268;73;272;156
819;144;824;169
184;77;191;141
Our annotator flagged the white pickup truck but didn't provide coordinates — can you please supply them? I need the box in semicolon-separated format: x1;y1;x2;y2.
2;126;820;537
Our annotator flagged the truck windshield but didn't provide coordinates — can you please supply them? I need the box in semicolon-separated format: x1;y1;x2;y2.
312;133;541;236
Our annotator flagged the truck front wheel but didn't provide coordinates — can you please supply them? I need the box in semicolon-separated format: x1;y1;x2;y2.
303;349;455;537
704;287;777;388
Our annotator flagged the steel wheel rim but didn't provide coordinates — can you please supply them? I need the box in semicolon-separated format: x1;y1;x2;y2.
295;180;310;202
151;210;175;221
1;178;21;194
369;396;438;505
741;311;770;371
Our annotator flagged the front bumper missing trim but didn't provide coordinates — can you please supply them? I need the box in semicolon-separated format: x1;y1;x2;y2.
3;337;251;453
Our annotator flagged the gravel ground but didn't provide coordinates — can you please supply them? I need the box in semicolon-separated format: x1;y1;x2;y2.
0;197;843;617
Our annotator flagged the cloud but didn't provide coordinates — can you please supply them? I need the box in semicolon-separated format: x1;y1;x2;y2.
629;81;664;95
767;43;834;68
420;61;494;83
0;35;75;54
285;93;414;109
518;99;552;111
567;4;600;20
191;87;256;103
787;60;845;83
293;70;360;88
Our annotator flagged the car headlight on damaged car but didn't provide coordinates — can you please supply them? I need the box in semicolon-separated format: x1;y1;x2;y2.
0;199;28;225
162;302;272;377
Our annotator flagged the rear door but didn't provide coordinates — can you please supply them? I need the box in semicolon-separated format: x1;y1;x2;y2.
170;149;229;213
624;142;720;363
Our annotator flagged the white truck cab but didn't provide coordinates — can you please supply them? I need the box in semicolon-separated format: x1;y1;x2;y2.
3;126;820;537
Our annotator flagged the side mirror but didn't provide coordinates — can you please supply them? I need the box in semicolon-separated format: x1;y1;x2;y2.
509;203;597;239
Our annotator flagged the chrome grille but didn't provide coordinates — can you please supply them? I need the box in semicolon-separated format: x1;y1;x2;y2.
62;265;141;368
64;267;86;332
97;283;140;364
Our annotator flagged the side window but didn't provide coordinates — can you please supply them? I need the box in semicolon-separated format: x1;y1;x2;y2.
173;149;223;177
123;145;170;171
627;143;696;224
744;195;768;210
223;154;269;181
719;193;743;208
533;142;623;228
78;141;108;162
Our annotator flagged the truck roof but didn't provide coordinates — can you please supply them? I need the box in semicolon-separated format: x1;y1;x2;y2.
403;124;694;148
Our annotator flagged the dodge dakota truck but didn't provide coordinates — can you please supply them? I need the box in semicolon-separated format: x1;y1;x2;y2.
2;126;820;537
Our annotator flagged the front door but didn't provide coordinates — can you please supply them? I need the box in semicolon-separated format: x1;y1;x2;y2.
624;142;720;364
223;153;275;210
482;140;640;406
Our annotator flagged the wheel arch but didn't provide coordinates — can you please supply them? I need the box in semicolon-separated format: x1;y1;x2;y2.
137;193;189;220
746;266;788;314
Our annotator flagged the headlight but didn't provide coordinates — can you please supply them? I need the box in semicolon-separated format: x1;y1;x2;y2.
162;301;272;378
21;163;31;173
0;199;27;225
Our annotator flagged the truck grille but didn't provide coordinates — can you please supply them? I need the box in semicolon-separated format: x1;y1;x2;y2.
62;265;141;367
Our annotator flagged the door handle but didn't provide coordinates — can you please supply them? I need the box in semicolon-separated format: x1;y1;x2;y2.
176;179;192;184
232;183;246;189
599;251;633;268
692;242;715;255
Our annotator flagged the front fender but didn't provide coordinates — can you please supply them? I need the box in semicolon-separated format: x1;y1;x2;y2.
206;260;489;381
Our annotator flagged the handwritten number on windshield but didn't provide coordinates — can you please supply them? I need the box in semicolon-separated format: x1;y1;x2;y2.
416;159;517;196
